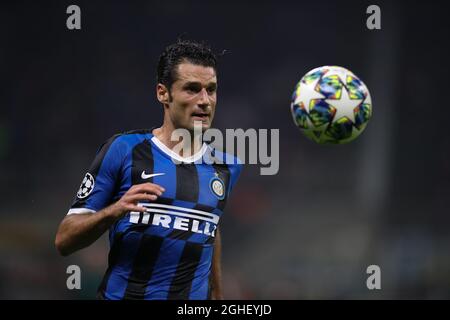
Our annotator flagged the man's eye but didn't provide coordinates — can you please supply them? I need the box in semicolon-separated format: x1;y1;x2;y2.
207;87;216;93
186;87;200;93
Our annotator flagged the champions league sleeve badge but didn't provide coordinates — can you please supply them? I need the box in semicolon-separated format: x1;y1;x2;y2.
210;173;225;200
77;172;95;199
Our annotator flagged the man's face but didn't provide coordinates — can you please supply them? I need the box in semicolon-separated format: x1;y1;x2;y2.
160;62;217;132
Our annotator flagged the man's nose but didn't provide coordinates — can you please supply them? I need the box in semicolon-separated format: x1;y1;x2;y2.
197;88;210;106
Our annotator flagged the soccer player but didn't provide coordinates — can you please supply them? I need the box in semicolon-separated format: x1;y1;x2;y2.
55;40;242;300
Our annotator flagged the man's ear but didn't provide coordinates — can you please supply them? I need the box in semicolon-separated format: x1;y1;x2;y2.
156;83;170;104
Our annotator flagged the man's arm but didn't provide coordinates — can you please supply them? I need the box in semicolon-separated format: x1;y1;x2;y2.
55;183;164;256
211;227;224;300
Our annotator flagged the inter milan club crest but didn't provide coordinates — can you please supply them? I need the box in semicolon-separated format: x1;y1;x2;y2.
210;172;225;200
77;172;95;199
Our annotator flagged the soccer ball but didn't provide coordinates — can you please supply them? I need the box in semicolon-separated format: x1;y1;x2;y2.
290;66;372;144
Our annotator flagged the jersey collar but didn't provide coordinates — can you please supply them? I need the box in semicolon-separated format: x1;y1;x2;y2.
150;135;209;163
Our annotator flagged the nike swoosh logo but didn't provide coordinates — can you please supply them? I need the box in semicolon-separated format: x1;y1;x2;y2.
141;172;166;179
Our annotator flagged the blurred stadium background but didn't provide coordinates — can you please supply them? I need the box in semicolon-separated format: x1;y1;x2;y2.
1;0;449;299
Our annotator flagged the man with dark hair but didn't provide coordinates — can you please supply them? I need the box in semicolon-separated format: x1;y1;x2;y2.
55;40;242;300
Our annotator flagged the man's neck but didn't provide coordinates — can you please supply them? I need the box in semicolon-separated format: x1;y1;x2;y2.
152;124;203;158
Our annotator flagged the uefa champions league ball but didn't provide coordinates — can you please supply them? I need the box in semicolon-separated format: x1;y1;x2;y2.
290;66;372;144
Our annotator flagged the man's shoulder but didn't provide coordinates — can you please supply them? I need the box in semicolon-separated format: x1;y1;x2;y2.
121;128;154;136
99;128;154;154
109;128;153;144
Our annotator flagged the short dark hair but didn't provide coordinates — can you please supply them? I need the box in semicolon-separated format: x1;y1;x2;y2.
157;39;218;91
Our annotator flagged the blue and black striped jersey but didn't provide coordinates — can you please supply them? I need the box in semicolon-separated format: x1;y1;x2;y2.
68;129;242;300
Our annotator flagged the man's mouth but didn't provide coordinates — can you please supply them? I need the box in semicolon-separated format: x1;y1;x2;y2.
191;112;209;121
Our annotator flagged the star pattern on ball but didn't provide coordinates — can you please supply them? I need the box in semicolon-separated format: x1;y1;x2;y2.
324;66;354;84
325;85;362;123
294;77;325;113
305;122;329;139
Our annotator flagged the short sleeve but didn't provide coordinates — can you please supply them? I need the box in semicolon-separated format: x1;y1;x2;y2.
67;135;125;215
